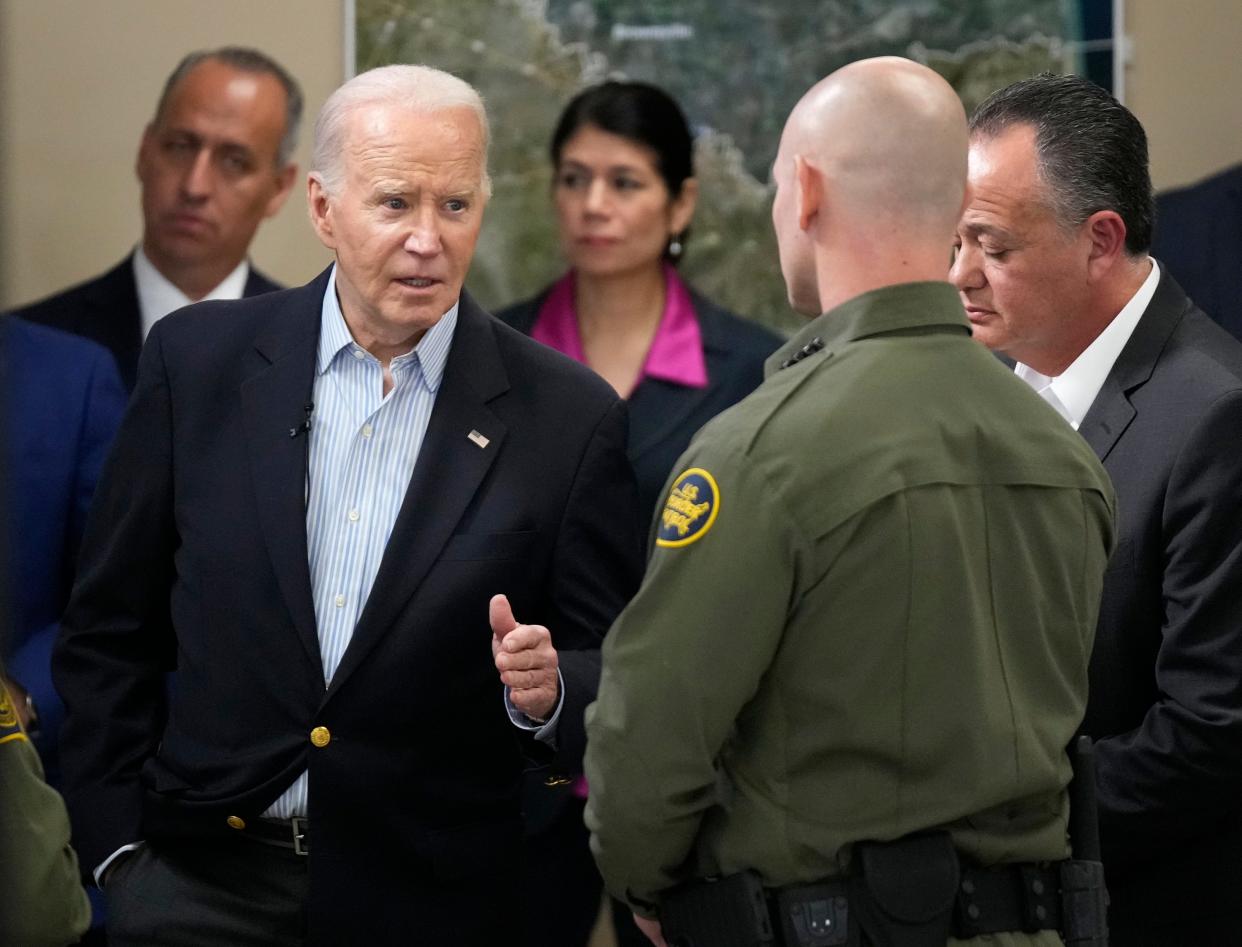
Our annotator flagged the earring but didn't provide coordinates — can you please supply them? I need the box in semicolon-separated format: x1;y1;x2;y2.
668;235;683;259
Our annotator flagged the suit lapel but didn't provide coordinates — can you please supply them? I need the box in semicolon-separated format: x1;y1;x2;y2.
240;273;326;673
1078;270;1189;462
325;293;510;698
82;257;144;387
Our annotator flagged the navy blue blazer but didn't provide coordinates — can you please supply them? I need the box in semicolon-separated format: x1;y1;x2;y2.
1152;163;1242;342
1;316;126;783
12;254;281;391
1077;269;1242;944
499;284;782;521
53;269;643;944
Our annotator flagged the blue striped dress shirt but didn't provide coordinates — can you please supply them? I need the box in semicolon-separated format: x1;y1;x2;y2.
265;268;457;819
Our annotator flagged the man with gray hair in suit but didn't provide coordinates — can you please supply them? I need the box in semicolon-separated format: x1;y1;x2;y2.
55;63;641;946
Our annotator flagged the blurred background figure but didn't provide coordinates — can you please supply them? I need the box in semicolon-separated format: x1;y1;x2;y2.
10;46;301;391
1;311;124;945
0;318;95;947
1;314;125;787
1151;161;1242;341
498;80;781;947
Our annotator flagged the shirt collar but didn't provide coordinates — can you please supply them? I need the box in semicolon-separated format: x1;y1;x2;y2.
316;265;457;392
766;281;968;378
530;264;708;390
132;245;250;338
1014;258;1160;429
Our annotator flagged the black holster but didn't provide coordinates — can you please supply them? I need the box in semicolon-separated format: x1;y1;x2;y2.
1060;859;1108;947
662;870;776;947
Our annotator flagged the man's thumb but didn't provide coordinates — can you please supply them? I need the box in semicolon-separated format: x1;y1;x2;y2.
489;593;518;640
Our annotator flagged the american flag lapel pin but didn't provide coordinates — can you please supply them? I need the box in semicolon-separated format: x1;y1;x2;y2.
467;429;490;449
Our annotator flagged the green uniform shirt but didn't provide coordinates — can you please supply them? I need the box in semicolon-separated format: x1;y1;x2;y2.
0;681;91;946
585;282;1115;944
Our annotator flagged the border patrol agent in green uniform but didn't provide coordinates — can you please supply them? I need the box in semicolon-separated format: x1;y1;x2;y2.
0;675;91;946
585;58;1115;947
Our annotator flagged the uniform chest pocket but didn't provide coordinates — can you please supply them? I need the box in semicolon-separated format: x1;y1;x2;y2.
440;530;538;561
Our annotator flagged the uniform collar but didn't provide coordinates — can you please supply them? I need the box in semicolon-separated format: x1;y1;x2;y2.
766;281;968;377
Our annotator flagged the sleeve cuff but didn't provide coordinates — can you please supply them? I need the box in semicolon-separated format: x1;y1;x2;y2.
95;841;144;888
504;669;564;746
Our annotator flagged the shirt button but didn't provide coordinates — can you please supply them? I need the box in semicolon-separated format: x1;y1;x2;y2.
310;726;331;748
348;509;360;522
351;348;365;360
334;594;345;608
361;424;373;438
226;815;246;830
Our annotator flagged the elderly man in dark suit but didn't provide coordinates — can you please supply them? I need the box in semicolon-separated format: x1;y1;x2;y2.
12;46;300;390
54;63;642;946
951;73;1242;946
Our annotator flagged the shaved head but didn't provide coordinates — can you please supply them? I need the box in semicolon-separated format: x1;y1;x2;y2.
772;57;968;314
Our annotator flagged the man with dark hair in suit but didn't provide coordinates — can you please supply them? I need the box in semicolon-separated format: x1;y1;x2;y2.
951;72;1242;945
54;63;641;946
12;46;302;390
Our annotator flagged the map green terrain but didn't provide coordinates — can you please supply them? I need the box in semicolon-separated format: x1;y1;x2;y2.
357;0;1087;334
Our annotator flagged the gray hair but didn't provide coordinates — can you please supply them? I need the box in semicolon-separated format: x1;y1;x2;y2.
155;47;304;167
310;64;491;198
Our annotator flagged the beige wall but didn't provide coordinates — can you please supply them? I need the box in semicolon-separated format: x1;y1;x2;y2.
0;0;343;309
1125;0;1242;190
3;1;1240;308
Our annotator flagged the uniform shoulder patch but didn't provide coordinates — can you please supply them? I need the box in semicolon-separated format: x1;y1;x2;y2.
657;467;721;548
0;684;26;745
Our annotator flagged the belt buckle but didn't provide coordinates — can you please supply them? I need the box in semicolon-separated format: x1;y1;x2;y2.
291;816;309;856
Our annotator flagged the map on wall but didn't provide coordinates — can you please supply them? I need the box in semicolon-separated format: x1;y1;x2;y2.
355;0;1112;333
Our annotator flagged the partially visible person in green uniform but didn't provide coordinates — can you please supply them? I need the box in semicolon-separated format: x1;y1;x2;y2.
584;57;1116;947
0;669;91;946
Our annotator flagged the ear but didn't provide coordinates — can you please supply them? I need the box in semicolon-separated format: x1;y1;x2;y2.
307;174;337;251
794;155;822;233
1083;210;1129;280
135;123;156;183
263;162;299;219
669;177;699;235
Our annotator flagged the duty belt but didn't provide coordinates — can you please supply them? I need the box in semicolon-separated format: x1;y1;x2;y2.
661;833;1107;947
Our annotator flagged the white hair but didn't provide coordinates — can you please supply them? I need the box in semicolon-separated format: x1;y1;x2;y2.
310;64;491;197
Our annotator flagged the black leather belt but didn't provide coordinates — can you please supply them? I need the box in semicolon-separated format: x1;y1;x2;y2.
242;817;310;855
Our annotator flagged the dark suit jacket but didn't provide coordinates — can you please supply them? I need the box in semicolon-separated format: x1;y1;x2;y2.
1152;163;1242;342
499;285;782;520
11;254;281;391
1;316;125;784
53;268;643;944
1077;269;1242;944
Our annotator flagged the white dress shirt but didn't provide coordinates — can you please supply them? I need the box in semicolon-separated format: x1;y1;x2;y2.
132;247;250;339
1015;259;1161;428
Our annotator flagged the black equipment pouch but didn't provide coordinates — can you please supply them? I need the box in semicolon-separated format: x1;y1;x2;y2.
775;881;857;946
850;832;960;947
1060;859;1108;947
661;871;776;947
